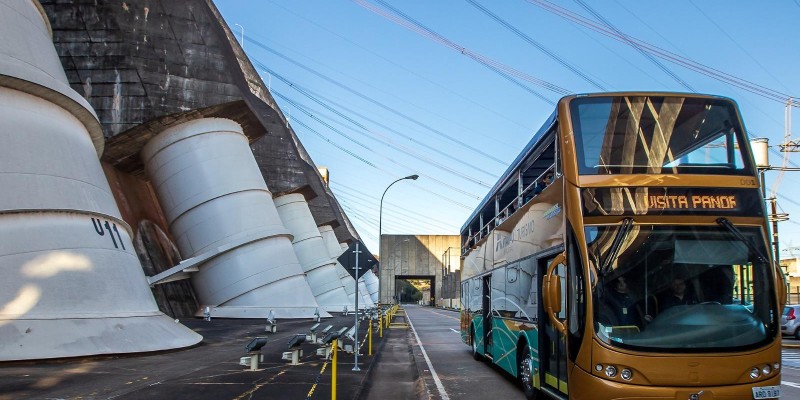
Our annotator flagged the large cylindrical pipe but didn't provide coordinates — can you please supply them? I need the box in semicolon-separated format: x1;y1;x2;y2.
274;194;352;312
0;0;201;361
318;226;375;308
142;118;323;319
362;270;380;304
358;278;376;308
318;225;361;309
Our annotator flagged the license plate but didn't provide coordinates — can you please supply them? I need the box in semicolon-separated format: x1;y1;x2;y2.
752;385;780;399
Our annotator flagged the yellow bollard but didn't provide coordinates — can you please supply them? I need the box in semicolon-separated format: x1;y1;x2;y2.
368;321;373;356
332;338;337;400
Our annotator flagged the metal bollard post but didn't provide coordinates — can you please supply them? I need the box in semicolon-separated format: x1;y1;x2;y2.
368;321;373;356
379;315;383;338
332;338;337;400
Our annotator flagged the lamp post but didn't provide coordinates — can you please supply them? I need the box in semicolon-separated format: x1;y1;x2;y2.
379;174;418;305
234;23;244;50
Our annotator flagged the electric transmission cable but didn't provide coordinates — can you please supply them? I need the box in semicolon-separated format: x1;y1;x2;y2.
353;0;570;97
527;0;799;107
572;0;695;91
248;36;511;165
466;0;607;91
273;88;492;191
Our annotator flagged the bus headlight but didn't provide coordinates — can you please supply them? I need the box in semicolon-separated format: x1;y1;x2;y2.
595;364;603;372
620;368;633;381
605;365;617;378
773;362;780;371
761;364;772;375
749;367;760;379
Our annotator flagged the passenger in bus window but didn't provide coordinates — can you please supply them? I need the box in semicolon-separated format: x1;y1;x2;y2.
605;276;643;327
533;173;553;196
658;278;697;311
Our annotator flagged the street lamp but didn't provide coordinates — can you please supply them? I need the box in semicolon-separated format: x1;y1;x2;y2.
378;174;419;304
234;23;244;50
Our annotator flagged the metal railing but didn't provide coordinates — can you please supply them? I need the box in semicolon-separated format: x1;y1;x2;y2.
462;165;557;256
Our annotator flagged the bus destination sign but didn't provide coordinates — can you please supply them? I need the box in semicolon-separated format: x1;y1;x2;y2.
582;187;763;217
646;194;737;211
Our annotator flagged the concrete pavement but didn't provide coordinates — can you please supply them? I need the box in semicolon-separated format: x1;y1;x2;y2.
0;315;385;400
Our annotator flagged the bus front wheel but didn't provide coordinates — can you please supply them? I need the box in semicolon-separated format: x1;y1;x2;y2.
519;345;538;399
471;328;482;361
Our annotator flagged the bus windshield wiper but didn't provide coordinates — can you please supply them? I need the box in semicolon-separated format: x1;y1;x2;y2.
600;218;633;276
716;218;768;263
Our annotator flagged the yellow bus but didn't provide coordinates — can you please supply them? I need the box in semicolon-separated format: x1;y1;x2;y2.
459;92;785;400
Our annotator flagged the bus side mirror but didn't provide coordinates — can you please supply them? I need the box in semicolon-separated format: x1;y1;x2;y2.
777;265;788;308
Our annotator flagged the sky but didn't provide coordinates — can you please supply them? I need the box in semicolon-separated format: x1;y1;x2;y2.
216;0;800;258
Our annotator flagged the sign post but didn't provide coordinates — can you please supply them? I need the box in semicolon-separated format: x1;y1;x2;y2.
337;240;376;372
352;242;361;371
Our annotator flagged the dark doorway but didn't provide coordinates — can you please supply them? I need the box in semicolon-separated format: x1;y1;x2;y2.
395;275;436;306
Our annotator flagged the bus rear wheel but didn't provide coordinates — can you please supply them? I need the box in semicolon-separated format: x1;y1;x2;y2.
519;345;538;399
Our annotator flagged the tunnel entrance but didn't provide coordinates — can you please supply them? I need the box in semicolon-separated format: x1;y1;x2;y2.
395;275;435;306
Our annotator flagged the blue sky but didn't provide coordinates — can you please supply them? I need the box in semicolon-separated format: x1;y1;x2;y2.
217;0;800;257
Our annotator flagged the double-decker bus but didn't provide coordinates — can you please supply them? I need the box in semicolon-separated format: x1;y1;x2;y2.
459;92;785;400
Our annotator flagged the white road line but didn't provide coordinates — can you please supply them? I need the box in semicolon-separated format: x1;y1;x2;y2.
783;380;800;389
407;311;451;400
449;328;459;333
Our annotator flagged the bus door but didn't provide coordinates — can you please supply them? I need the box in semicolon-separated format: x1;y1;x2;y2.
482;274;492;355
541;255;568;397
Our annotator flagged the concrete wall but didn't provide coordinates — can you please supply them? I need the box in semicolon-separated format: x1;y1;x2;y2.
379;234;460;305
39;0;363;316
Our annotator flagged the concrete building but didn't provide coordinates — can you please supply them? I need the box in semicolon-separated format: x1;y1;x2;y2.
379;234;460;306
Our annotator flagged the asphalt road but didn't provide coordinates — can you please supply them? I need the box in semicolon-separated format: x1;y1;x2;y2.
781;343;800;398
408;305;800;400
404;305;525;400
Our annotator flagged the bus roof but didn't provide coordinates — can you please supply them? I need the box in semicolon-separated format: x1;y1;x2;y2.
460;109;557;234
458;91;740;236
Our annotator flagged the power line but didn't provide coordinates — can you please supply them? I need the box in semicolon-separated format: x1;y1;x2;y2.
273;88;493;190
466;0;607;91
284;108;481;208
353;0;570;98
688;0;792;94
288;118;377;168
247;34;512;165
288;110;482;203
527;0;800;107
294;83;500;180
339;192;453;231
332;182;458;231
262;0;534;137
572;0;695;91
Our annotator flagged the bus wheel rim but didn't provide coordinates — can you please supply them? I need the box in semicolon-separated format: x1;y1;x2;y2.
521;350;533;389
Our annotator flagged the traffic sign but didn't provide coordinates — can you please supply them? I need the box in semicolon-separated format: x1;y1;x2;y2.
337;239;377;279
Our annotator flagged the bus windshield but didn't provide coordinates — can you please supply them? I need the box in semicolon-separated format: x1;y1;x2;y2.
588;224;776;352
570;96;751;175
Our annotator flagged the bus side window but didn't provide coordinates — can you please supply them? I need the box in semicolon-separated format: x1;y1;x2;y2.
492;268;508;316
509;260;536;321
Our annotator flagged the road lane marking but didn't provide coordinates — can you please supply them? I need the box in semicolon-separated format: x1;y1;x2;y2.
407;310;450;400
783;380;800;389
449;328;459;333
416;306;461;322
